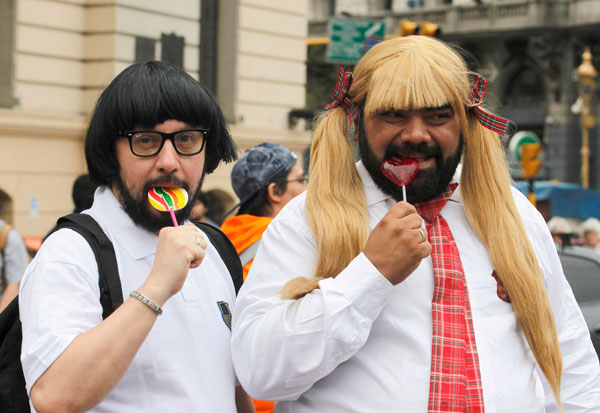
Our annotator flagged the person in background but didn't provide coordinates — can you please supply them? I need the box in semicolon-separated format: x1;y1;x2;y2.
231;36;599;411
72;173;98;213
222;142;307;281
547;216;573;248
0;218;29;311
205;188;235;226
190;191;218;227
220;142;306;413
19;61;254;412
581;217;600;253
41;174;99;246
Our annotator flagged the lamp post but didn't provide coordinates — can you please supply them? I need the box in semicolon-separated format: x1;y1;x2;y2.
576;46;597;188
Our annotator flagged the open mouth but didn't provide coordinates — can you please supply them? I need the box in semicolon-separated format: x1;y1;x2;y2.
388;153;432;168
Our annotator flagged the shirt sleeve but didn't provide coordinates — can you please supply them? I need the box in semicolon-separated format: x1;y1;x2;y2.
19;229;102;395
230;199;394;401
520;201;600;411
4;229;29;284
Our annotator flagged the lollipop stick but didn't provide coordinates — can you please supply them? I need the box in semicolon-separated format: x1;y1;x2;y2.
169;209;179;227
402;185;407;202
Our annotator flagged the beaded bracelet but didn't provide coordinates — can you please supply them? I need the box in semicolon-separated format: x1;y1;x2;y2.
129;290;163;315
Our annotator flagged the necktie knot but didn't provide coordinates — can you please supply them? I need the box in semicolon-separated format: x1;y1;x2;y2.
415;183;458;224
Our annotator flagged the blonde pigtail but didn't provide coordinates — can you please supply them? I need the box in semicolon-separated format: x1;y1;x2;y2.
280;107;369;299
461;117;562;409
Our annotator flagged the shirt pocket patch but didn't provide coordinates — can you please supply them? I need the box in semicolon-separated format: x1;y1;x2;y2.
217;301;232;330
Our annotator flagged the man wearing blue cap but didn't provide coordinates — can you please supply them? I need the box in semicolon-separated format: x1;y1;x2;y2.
221;142;306;412
221;142;307;281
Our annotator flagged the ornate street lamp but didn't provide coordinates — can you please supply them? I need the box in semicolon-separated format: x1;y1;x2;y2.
576;46;597;188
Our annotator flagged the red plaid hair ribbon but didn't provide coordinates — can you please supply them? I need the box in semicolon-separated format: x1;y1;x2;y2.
467;76;510;135
325;67;359;126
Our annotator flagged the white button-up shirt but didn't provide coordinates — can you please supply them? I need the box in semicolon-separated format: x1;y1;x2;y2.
20;187;238;412
231;162;600;412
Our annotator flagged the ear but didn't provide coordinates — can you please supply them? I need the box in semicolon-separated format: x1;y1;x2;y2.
267;182;283;204
352;118;360;142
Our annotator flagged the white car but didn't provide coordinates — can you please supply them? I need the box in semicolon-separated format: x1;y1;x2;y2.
559;244;600;355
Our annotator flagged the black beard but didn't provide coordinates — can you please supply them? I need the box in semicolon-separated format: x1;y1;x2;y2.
114;173;204;233
358;118;463;203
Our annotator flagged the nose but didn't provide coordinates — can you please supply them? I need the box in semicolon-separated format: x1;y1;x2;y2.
401;114;431;145
154;140;180;174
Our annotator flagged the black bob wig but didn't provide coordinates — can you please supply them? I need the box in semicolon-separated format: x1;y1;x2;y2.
85;61;237;186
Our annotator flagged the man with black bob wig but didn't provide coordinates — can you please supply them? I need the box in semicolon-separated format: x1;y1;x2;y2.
19;61;255;412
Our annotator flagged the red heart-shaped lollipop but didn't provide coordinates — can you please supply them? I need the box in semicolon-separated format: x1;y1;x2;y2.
380;157;419;187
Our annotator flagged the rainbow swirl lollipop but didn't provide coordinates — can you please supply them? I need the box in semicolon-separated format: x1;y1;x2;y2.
148;186;189;226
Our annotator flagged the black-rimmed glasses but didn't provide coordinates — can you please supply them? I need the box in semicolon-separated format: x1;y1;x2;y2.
119;129;208;157
286;177;308;184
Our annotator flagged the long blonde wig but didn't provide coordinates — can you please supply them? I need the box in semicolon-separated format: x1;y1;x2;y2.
280;36;562;407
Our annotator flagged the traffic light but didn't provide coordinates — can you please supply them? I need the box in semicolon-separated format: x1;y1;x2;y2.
521;143;543;180
399;20;441;38
421;21;441;37
400;20;419;36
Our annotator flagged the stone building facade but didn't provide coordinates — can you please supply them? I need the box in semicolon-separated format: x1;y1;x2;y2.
0;0;310;236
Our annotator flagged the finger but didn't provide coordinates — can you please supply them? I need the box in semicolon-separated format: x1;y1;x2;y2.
416;227;427;243
189;244;206;268
180;224;206;247
390;214;423;236
419;241;432;258
192;233;207;248
390;201;418;217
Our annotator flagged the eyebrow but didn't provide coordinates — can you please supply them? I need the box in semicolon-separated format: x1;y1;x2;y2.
423;104;453;112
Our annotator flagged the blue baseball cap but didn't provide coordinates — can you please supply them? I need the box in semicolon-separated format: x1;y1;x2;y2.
231;142;297;204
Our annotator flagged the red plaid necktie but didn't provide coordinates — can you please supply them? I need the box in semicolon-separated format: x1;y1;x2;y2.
415;184;484;413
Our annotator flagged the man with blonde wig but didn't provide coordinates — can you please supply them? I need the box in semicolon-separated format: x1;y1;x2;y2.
231;36;600;411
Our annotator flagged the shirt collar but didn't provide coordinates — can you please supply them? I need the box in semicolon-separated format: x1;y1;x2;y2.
356;160;463;207
90;186;160;260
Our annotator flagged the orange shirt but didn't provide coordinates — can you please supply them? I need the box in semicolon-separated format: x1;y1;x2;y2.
221;214;272;281
221;214;276;412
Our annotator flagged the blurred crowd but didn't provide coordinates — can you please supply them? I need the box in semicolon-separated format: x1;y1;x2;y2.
548;216;600;253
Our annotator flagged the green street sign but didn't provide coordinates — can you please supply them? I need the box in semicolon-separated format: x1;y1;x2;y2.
327;18;386;63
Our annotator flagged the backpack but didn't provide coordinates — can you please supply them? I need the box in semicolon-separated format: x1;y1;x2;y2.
0;224;11;253
0;214;243;413
0;224;13;284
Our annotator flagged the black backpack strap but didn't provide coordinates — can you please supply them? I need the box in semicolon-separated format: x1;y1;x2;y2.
47;214;123;319
194;222;243;294
0;297;29;413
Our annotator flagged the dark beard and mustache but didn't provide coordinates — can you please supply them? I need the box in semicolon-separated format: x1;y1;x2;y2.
358;118;464;203
114;173;204;233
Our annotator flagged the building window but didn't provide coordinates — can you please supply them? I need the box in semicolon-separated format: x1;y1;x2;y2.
200;0;219;94
161;33;184;68
328;0;336;16
505;66;546;108
0;0;15;108
135;36;156;63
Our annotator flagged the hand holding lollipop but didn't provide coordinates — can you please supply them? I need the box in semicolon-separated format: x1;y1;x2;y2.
148;187;189;226
380;157;419;202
